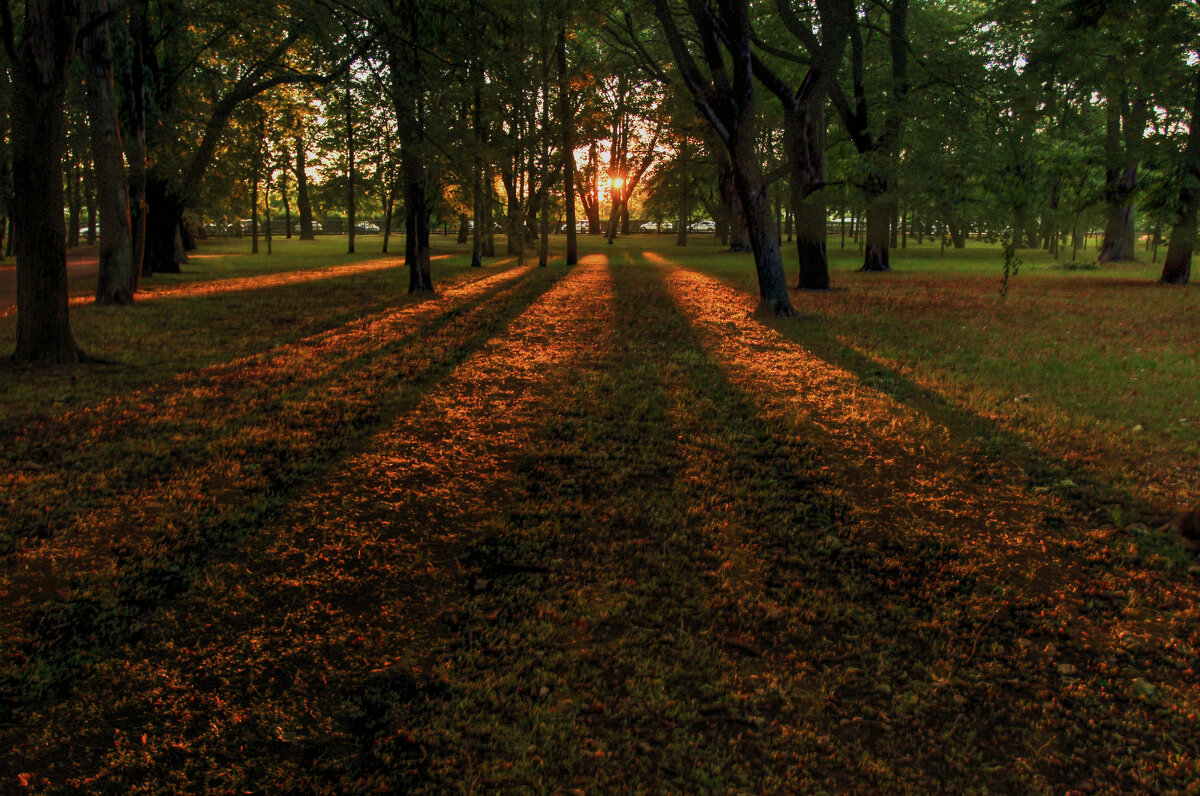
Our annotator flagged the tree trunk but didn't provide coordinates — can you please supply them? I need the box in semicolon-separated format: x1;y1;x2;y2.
483;163;496;256
949;223;966;249
1098;90;1145;263
457;212;469;244
1162;72;1200;284
10;0;83;364
720;162;751;252
264;171;273;256
346;73;356;255
143;177;184;273
784;102;830;289
382;188;394;253
85;173;96;245
558;24;577;265
294;134;315;240
67;160;81;248
250;166;259;254
81;0;136;306
734;165;792;315
403;148;433;293
123;0;148;280
280;161;292;238
860;178;891;271
677;135;690;246
794;195;828;289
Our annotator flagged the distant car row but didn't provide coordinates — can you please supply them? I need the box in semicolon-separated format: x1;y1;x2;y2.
638;220;715;233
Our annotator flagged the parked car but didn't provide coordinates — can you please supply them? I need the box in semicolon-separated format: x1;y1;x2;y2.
355;222;380;233
558;221;590;233
688;220;716;232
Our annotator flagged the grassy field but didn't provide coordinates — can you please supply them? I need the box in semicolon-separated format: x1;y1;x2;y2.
0;233;1197;792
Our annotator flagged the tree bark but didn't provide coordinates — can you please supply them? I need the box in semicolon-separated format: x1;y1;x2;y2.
1099;89;1145;263
67;160;81;248
782;101;831;289
403;148;433;292
81;0;136;305
558;23;577;265
676;134;690;246
346;72;356;255
1162;72;1200;284
10;0;83;364
861;179;891;270
294;134;315;240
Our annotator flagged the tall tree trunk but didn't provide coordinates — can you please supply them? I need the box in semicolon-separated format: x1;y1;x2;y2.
582;141;601;234
483;163;496;256
264;169;273;255
860;176;891;270
558;23;577;265
403;148;433;293
250;166;259;254
1099;89;1145;263
67;160;81;248
10;0;83;364
1162;72;1200;284
84;172;96;245
294;135;315;240
346;73;356;255
81;0;136;306
676;134;690;246
124;0;148;279
280;161;292;238
784;102;830;289
719;161;751;252
382;186;394;253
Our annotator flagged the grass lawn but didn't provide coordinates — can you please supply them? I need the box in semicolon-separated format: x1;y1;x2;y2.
0;233;1197;792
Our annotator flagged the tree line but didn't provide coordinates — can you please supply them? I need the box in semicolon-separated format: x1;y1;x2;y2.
6;0;1198;364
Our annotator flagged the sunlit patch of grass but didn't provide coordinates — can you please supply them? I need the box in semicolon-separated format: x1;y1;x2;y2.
655;235;1200;514
0;252;562;711
0;255;611;791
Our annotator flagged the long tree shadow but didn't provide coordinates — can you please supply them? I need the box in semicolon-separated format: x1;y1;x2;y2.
395;260;1199;793
777;309;1167;525
0;263;569;717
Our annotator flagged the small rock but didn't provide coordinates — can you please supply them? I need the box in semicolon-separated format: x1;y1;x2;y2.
1058;663;1077;675
1014;394;1033;403
1131;424;1144;433
538;686;549;698
1132;678;1156;697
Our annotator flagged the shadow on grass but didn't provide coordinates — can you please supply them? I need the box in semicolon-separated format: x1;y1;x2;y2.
772;310;1167;525
0;264;570;718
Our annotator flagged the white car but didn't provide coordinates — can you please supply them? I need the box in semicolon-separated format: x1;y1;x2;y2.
688;220;716;232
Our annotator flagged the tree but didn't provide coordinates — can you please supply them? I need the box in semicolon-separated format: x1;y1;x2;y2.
828;0;910;272
1161;71;1200;284
4;0;85;364
750;0;855;289
651;0;794;316
81;0;136;305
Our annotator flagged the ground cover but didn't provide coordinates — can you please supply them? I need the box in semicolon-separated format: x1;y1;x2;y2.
664;237;1200;517
0;235;1197;792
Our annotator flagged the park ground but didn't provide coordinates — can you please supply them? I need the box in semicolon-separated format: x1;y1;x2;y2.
0;233;1198;792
